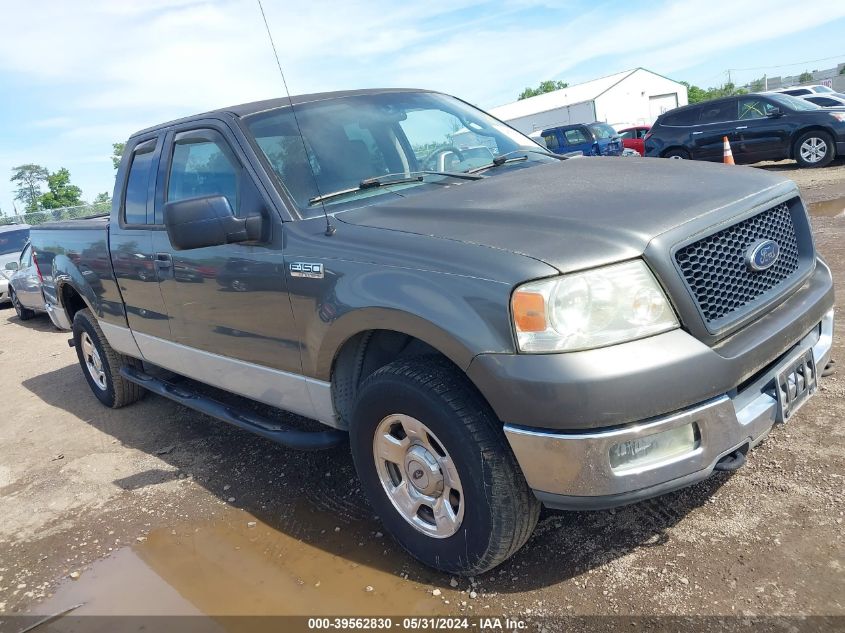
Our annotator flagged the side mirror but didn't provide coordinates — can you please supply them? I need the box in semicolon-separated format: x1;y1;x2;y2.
163;195;263;251
768;107;783;118
5;261;19;271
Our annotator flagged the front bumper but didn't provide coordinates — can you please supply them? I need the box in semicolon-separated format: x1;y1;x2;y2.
504;309;834;509
0;278;9;304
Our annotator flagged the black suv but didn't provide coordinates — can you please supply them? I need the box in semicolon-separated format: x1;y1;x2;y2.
645;92;845;167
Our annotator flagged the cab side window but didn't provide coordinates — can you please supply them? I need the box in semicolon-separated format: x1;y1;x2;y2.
699;102;736;124
738;99;777;120
123;139;157;225
542;132;560;152
564;128;588;145
167;130;241;214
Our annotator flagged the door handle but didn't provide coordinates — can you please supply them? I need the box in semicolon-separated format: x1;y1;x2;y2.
691;131;703;135
736;126;748;130
154;253;172;270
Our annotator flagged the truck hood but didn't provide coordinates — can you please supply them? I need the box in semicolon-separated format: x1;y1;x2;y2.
337;158;796;273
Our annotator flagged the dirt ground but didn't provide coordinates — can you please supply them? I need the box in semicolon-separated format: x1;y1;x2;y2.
0;162;843;626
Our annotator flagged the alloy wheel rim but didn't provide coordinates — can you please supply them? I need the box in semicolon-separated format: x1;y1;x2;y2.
81;332;107;391
800;137;827;163
373;414;464;538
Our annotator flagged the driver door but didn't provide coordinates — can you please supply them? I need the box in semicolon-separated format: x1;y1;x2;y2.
149;123;301;376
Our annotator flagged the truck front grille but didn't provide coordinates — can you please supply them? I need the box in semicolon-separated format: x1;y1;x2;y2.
675;202;801;327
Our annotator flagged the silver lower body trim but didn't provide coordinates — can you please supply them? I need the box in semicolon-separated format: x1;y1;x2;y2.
505;309;834;501
98;325;340;429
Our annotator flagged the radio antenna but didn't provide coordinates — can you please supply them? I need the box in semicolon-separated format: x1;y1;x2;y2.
257;0;335;236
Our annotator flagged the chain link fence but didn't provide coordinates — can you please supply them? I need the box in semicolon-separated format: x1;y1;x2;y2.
0;201;111;226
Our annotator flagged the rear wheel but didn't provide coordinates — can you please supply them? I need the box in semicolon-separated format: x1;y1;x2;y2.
72;308;144;408
663;147;690;160
10;289;37;321
349;357;540;575
794;130;834;168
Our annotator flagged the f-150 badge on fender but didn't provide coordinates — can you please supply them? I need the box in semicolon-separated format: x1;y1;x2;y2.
289;262;324;279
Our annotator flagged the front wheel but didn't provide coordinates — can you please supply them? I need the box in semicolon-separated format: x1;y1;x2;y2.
350;357;540;575
794;130;835;168
72;308;145;408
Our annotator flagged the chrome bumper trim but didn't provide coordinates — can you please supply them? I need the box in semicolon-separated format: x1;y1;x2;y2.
505;310;834;500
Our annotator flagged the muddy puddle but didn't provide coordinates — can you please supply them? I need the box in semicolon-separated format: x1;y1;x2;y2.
30;503;453;623
808;197;845;217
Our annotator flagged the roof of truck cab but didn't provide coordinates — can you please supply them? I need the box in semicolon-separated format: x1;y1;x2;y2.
129;88;433;138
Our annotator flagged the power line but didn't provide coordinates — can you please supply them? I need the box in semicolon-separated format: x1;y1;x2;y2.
728;54;845;73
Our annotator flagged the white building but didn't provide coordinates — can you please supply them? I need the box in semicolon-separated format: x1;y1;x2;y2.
489;68;688;134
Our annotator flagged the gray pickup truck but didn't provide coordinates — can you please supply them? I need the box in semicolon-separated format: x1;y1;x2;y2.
31;89;835;575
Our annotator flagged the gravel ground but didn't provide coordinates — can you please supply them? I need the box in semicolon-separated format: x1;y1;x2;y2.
0;165;842;623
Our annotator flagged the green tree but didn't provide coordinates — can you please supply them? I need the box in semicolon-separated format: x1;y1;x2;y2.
93;192;111;204
681;80;746;104
112;142;125;169
518;80;569;100
39;168;83;209
798;71;813;83
10;164;49;212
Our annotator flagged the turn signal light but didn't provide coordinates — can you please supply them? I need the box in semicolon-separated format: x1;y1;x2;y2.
512;291;546;332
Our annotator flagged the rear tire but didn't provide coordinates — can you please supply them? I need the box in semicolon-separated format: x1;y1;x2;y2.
349;357;540;575
10;289;36;321
72;308;144;408
794;130;834;168
663;147;690;160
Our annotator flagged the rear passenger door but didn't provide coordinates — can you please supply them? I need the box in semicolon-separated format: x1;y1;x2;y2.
13;244;42;309
149;122;301;375
109;135;172;342
691;100;736;161
562;126;592;155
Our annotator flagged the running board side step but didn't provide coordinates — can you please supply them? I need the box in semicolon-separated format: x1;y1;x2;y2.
120;366;347;451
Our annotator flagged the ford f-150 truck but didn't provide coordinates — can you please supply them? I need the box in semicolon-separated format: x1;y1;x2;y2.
31;89;835;575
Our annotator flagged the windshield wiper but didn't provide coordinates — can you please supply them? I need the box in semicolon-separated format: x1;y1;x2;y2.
308;171;483;206
466;147;568;174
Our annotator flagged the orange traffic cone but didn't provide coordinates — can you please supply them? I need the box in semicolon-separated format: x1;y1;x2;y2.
722;136;735;165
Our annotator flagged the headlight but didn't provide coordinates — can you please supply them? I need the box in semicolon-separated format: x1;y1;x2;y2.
511;260;679;352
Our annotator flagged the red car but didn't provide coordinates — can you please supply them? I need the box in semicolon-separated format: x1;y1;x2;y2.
617;125;650;156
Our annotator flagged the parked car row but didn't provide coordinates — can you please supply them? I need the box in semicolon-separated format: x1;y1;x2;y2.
644;92;845;168
526;87;844;169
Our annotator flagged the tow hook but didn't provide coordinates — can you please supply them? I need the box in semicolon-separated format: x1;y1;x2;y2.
822;359;836;378
714;444;749;472
67;338;76;348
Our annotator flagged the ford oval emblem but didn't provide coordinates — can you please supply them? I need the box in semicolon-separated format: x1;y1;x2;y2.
746;239;780;272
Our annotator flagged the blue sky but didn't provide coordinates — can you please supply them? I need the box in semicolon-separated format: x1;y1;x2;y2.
1;0;844;214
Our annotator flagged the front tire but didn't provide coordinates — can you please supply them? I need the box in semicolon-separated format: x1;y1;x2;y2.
794;130;835;168
350;357;540;575
10;289;37;321
72;308;144;408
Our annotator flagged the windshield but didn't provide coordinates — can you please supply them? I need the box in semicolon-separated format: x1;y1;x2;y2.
244;92;552;216
767;93;821;111
588;123;618;140
0;229;29;256
815;86;834;94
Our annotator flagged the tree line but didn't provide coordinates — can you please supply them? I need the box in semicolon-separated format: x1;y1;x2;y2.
3;143;125;222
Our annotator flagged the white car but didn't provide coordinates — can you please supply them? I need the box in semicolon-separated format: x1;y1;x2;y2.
802;93;845;108
772;84;837;97
0;224;30;305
